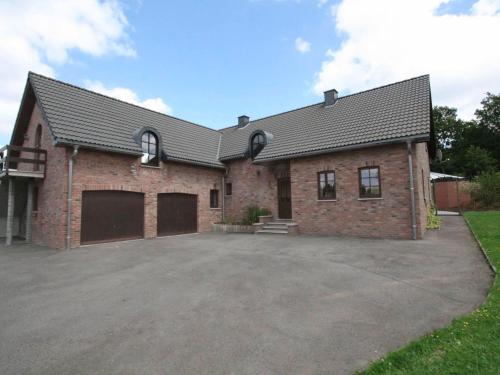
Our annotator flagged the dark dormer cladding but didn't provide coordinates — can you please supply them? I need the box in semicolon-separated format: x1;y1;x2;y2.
249;130;273;159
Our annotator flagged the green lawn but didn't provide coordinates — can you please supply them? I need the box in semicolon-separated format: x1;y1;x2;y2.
356;211;500;375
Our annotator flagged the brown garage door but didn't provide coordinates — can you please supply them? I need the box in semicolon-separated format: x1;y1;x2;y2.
157;193;197;236
81;191;144;245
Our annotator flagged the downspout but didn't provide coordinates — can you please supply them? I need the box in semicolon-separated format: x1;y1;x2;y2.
406;140;417;240
66;145;79;249
221;166;229;222
221;175;225;222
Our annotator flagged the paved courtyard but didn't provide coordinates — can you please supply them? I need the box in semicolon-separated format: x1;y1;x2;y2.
0;216;492;375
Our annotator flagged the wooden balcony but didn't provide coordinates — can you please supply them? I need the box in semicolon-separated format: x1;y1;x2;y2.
0;145;47;179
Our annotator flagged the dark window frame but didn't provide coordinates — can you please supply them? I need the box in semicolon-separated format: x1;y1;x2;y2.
210;189;219;208
317;171;337;200
141;131;159;166
225;183;232;196
250;133;265;159
358;166;382;198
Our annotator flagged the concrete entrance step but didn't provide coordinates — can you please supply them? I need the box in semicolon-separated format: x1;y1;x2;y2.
255;229;289;235
256;220;299;236
264;223;289;229
267;221;296;226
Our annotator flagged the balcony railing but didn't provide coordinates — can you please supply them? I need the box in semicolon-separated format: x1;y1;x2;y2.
0;145;47;178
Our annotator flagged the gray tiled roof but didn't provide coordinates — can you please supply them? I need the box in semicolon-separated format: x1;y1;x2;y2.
29;73;224;169
27;73;430;169
219;75;431;161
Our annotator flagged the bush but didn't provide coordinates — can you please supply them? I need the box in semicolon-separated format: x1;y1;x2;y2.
242;205;271;225
469;171;500;208
426;206;441;229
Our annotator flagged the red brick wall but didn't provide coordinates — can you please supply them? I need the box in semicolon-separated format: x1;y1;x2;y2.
21;103;68;249
17;103;430;247
223;158;278;222
71;149;224;247
290;144;415;239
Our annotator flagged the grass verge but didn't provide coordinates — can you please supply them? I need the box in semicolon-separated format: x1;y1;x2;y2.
356;211;499;375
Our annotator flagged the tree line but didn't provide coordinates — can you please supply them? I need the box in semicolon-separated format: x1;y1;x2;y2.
431;93;500;178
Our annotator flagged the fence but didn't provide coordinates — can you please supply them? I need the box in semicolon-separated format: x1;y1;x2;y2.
433;180;473;211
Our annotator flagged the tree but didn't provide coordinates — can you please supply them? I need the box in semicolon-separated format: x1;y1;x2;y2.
473;93;500;167
432;106;465;149
461;145;497;179
475;93;500;134
430;106;467;174
431;93;500;176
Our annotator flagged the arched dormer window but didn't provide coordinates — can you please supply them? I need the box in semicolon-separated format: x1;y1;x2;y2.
34;124;42;171
251;133;265;159
249;130;273;160
141;131;159;166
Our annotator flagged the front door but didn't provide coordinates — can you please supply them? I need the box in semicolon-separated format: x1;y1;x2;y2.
277;177;292;219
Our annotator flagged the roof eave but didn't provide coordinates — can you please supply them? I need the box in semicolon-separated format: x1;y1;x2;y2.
56;139;226;170
218;153;248;162
164;155;226;170
252;134;430;164
55;139;143;156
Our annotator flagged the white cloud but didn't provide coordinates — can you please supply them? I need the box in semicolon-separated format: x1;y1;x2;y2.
314;0;500;119
85;81;172;115
318;0;328;7
0;0;134;140
295;37;311;53
472;0;500;15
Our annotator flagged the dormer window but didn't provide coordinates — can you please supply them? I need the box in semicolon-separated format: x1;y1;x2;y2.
251;133;265;159
141;131;159;166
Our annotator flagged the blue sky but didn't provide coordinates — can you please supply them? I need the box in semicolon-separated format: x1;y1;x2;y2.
58;0;340;129
0;0;499;146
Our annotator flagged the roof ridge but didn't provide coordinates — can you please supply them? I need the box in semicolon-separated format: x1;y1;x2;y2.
218;74;429;131
336;74;430;100
219;102;323;131
28;71;221;135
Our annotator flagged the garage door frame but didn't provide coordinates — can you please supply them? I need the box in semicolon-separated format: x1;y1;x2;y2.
80;190;145;245
157;193;198;237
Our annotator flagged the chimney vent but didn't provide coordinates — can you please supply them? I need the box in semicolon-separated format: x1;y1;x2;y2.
237;115;249;128
324;89;338;106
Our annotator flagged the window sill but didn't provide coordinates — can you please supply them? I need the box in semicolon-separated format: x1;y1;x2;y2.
317;199;337;202
358;197;383;201
140;164;161;169
210;207;222;210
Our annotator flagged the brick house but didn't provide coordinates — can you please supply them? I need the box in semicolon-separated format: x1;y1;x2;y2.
0;73;434;249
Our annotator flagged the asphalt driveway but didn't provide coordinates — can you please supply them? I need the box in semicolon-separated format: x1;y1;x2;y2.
0;216;492;375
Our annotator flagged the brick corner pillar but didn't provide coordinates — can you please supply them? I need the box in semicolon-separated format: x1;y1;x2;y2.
144;192;157;239
6;178;15;245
